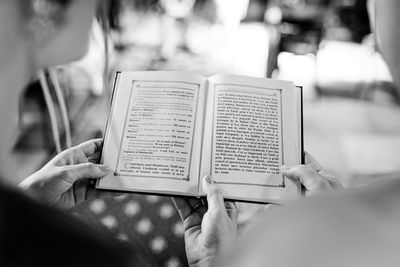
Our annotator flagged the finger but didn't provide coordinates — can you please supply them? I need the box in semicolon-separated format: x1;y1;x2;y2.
281;165;330;192
94;190;126;200
85;186;97;201
88;155;101;164
61;163;111;184
328;178;344;189
303;152;342;189
264;204;278;213
73;179;89;205
76;139;103;157
318;169;343;189
84;185;123;201
304;151;323;171
172;197;205;232
172;197;192;220
224;201;238;223
202;175;226;213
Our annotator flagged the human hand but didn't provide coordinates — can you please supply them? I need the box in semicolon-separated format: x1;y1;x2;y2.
172;175;238;267
19;139;112;209
281;152;343;196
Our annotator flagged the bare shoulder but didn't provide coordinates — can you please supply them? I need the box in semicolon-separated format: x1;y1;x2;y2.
223;180;400;267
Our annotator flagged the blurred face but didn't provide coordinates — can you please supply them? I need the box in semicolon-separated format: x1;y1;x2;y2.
36;0;99;68
0;0;98;181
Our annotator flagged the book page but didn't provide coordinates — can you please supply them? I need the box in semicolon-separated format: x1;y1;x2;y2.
200;74;302;203
98;71;207;196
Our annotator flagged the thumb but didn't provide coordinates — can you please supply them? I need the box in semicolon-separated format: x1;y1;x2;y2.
62;163;112;183
281;165;329;192
202;175;226;213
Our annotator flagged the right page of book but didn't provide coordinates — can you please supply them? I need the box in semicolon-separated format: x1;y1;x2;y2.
199;74;302;203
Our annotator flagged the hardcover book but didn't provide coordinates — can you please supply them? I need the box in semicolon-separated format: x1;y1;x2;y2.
97;71;303;203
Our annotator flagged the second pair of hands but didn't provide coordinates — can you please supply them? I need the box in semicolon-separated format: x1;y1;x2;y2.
19;139;342;267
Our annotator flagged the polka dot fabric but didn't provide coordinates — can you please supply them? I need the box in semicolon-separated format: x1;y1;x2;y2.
73;194;188;267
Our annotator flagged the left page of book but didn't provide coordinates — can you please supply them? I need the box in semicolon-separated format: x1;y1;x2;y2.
97;71;207;196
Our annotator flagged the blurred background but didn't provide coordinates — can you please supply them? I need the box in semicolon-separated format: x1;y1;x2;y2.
12;0;400;266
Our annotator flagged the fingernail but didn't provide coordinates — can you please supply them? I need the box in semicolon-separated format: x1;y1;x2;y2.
98;165;112;173
205;175;213;184
280;165;290;171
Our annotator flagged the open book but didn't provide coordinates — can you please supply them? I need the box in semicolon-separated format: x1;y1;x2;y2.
97;71;303;203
